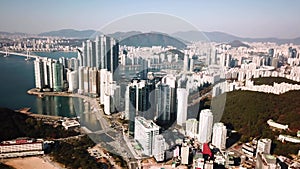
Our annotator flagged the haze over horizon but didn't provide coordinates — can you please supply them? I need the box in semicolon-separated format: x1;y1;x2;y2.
0;0;300;39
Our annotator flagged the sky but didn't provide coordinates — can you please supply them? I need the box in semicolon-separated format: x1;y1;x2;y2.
0;0;300;38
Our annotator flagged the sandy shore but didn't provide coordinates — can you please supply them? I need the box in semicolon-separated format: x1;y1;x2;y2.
4;156;63;169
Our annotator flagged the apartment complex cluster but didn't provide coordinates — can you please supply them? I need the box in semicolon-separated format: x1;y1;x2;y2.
203;42;300;96
32;35;300;168
2;37;78;52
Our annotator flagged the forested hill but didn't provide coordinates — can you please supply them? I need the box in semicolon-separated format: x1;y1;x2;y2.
222;90;300;135
0;108;78;141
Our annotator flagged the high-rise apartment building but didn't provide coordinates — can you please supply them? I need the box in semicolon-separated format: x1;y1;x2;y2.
34;58;45;89
156;84;171;123
185;118;198;138
80;35;119;73
67;70;78;93
176;88;188;126
198;109;213;143
127;80;151;135
78;66;84;94
52;61;64;92
212;122;227;150
34;58;65;92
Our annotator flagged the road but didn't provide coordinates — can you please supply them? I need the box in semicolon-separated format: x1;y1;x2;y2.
27;88;141;168
188;92;211;106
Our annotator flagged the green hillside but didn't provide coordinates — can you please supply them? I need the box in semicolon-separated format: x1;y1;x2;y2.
222;90;300;135
220;90;300;156
0;108;78;141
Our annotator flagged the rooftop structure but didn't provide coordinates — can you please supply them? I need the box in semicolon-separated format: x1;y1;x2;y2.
0;138;44;158
62;119;80;130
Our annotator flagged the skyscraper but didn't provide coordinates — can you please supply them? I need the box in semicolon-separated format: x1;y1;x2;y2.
34;58;45;90
78;66;84;94
67;70;78;93
212;122;227;150
95;36;101;69
176;88;188;126
183;52;188;72
134;116;159;156
88;67;98;96
161;74;176;119
86;40;96;67
100;35;108;69
198;109;213;143
79;35;119;73
83;67;89;94
156;84;171;123
127;80;150;135
52;61;64;92
99;69;113;115
107;38;119;74
81;41;87;67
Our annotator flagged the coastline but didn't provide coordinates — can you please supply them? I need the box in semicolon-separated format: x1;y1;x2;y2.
16;107;62;120
27;88;109;132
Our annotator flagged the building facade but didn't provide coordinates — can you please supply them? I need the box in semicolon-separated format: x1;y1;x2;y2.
198;109;213;143
134;116;160;156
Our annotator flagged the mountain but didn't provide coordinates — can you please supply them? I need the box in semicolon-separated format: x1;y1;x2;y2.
172;31;300;44
172;31;240;42
120;32;187;49
0;31;31;37
38;29;99;38
107;31;142;41
228;40;250;48
4;29;300;45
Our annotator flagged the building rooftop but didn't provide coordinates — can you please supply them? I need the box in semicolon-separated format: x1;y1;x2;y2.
135;116;159;129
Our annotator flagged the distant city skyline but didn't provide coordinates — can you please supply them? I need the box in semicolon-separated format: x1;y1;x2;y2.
0;0;300;38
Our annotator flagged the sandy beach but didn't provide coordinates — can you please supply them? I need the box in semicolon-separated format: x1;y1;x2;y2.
4;156;63;169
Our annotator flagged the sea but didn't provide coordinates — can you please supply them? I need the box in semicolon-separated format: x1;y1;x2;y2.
0;52;101;131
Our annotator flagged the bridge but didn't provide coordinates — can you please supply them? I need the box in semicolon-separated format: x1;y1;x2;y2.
0;49;39;60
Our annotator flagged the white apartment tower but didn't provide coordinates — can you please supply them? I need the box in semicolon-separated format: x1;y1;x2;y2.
212;122;227;150
34;58;44;89
176;88;188;126
185;118;198;138
198;109;213;143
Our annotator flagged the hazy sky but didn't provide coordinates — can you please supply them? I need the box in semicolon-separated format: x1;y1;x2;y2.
0;0;300;38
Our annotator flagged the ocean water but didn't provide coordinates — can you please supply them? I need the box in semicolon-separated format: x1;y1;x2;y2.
0;52;79;116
